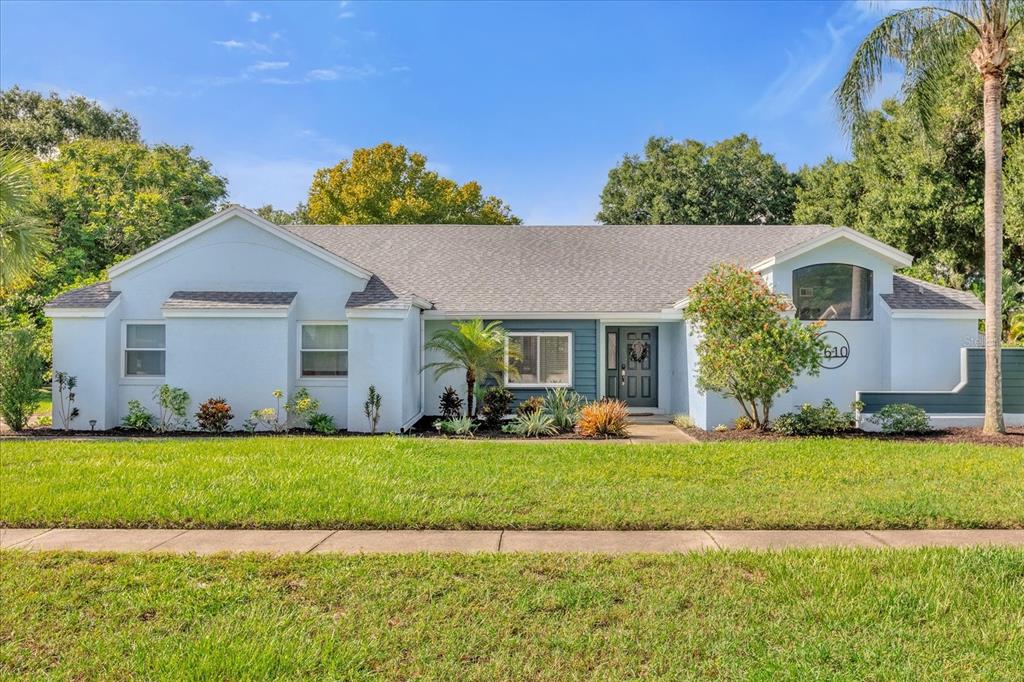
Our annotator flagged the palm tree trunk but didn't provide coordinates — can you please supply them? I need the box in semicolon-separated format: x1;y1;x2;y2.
982;73;1005;435
465;370;476;418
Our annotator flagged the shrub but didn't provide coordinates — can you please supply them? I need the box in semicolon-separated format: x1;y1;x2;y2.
771;399;857;436
0;329;44;431
195;397;233;432
733;415;754;431
53;371;79;430
241;417;258;434
869;403;931;434
307;412;337;434
672;414;695;429
285;388;320;428
480;386;514;429
516;395;544;417
576;399;630;438
683;263;827;428
122;399;154;430
438;386;464;420
154;384;190;431
505;410;559;437
713;424;729;432
434;416;477;437
251;407;283;432
543;387;585;432
364;385;382;434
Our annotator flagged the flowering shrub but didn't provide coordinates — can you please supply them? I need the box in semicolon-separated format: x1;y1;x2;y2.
576;399;630;438
683;263;827;429
251;407;283;432
195;397;233;432
285;388;320;428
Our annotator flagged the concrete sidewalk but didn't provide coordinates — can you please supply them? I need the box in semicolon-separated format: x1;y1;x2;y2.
2;528;1022;555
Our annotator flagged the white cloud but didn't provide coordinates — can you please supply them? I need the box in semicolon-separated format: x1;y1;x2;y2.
249;61;290;71
339;11;355;19
248;10;268;23
307;68;340;81
212;39;271;53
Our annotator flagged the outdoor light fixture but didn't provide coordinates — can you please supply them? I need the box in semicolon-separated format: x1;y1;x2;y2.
89;419;97;432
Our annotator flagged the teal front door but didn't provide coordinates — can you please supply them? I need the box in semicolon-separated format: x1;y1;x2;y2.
604;326;657;407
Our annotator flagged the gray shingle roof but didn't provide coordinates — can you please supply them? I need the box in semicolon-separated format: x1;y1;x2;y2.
286;224;834;313
162;291;297;309
346;275;422;310
45;281;120;309
882;274;983;311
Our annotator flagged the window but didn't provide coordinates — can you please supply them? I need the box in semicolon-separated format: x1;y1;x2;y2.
507;333;572;387
793;264;873;321
125;324;165;377
300;323;348;377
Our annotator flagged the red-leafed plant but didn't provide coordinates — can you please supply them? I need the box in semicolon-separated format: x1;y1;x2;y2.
195;397;234;432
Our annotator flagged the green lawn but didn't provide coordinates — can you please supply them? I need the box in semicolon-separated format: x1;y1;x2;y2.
2;548;1021;679
2;437;1021;529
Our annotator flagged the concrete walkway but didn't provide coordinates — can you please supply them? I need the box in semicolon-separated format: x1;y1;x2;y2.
2;528;1022;555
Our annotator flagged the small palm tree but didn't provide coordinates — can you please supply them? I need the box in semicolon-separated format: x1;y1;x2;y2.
0;150;50;289
424;319;520;417
837;0;1022;434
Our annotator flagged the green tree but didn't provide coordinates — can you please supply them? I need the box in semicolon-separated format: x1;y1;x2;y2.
0;86;140;157
837;0;1024;433
0;328;44;431
597;134;797;225
3;138;226;333
683;264;826;429
307;143;519;225
254;203;309;226
423;320;521;418
797;61;1024;289
0;151;50;289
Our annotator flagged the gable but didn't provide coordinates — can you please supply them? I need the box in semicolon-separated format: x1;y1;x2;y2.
107;206;372;281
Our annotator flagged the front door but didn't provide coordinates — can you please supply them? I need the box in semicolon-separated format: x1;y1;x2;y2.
604;326;657;407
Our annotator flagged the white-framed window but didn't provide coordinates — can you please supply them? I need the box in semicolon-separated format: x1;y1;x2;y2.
299;323;348;377
124;323;166;377
506;332;572;388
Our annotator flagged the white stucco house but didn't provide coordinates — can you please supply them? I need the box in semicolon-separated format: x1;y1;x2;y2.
46;205;1020;432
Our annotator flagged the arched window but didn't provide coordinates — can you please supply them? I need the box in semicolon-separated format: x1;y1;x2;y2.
793;264;873;321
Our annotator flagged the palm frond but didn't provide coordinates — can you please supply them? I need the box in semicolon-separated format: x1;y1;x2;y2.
836;5;978;131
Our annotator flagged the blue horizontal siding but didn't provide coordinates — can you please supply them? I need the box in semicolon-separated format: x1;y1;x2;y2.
860;348;1024;413
485;319;599;403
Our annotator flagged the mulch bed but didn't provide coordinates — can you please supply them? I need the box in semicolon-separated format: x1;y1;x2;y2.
683;426;1024;447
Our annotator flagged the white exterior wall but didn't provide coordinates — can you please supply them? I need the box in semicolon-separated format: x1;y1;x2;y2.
888;316;980;391
422;319;467;413
68;213;371;430
346;307;421;433
685;320;739;429
49;311;120;429
766;238;896;413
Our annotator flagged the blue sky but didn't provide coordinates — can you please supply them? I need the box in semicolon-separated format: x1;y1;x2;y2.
0;1;906;223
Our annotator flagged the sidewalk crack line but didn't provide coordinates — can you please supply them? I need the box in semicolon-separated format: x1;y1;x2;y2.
306;530;337;554
146;529;189;552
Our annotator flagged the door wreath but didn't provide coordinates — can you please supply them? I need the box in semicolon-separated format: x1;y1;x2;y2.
628;341;649;364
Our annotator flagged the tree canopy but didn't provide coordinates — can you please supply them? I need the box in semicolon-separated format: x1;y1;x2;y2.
597;134;797;225
306;143;520;225
0;86;140;158
795;60;1023;290
3;138;226;332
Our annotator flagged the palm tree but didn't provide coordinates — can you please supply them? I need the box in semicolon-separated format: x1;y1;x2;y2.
838;0;1022;434
0;151;50;289
424;319;520;417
